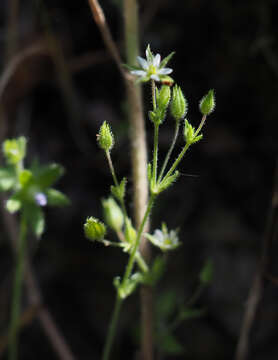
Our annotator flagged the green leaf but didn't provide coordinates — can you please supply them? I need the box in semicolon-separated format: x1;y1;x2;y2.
46;188;70;207
19;169;32;187
33;163;64;189
25;205;45;238
156;290;177;320
157;332;184;355
143;256;166;286
199;259;213;285
6;198;21;213
0;167;16;191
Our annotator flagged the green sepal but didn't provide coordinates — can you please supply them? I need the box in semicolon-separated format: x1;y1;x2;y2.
25;204;45;238
160;51;175;69
146;44;154;62
199;259;213;285
0;167;16;191
111;177;127;201
157;171;179;193
45;188;70;207
193;134;203;143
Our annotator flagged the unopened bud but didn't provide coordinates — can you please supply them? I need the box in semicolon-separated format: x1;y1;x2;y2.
157;85;171;110
97;121;114;152
199;89;215;115
102;197;124;232
170;85;187;121
84;217;106;241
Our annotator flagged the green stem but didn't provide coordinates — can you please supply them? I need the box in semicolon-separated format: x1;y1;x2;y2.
152;123;159;185
102;295;123;360
195;115;207;137
122;194;156;286
163;142;191;181
105;151;129;224
106;151;149;273
151;79;156;110
158;121;180;183
9;212;27;360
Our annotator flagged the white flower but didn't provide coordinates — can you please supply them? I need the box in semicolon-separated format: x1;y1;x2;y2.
145;223;180;251
130;45;174;83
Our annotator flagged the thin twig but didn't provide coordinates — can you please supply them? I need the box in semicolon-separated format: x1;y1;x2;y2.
87;0;125;77
235;160;278;360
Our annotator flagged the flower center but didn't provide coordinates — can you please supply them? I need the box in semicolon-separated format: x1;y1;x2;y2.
148;64;157;75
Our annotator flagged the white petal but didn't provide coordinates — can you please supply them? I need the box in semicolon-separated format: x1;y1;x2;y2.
131;70;147;77
150;74;160;81
153;54;161;67
137;56;149;70
158;67;173;75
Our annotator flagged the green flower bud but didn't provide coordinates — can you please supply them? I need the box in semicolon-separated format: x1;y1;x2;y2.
125;218;137;244
97;121;114;152
183;119;194;144
157;85;171;110
102;197;124;232
84;217;106;241
199;89;215;115
170;85;187;121
3;137;26;165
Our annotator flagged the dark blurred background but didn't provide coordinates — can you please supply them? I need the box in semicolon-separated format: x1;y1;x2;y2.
0;0;277;359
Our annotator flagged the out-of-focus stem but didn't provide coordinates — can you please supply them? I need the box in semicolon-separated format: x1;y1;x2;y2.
123;1;154;359
9;213;27;360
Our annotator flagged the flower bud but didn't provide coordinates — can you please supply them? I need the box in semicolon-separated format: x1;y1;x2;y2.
97;121;114;152
170;85;187;121
199;89;215;115
102;197;124;232
157;85;171;110
183;119;194;144
3;137;26;165
125;218;137;244
84;217;106;241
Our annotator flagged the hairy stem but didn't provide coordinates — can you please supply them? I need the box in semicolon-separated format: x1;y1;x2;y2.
9;212;27;360
163;142;191;180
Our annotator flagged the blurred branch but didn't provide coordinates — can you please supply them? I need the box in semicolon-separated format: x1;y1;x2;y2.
235;160;278;360
5;0;19;62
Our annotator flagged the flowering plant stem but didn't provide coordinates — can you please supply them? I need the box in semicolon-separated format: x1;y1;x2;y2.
102;295;123;360
9;212;27;360
158;121;180;182
101;194;156;360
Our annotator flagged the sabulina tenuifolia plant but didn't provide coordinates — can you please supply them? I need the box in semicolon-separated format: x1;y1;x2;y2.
84;45;215;360
0;137;70;360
